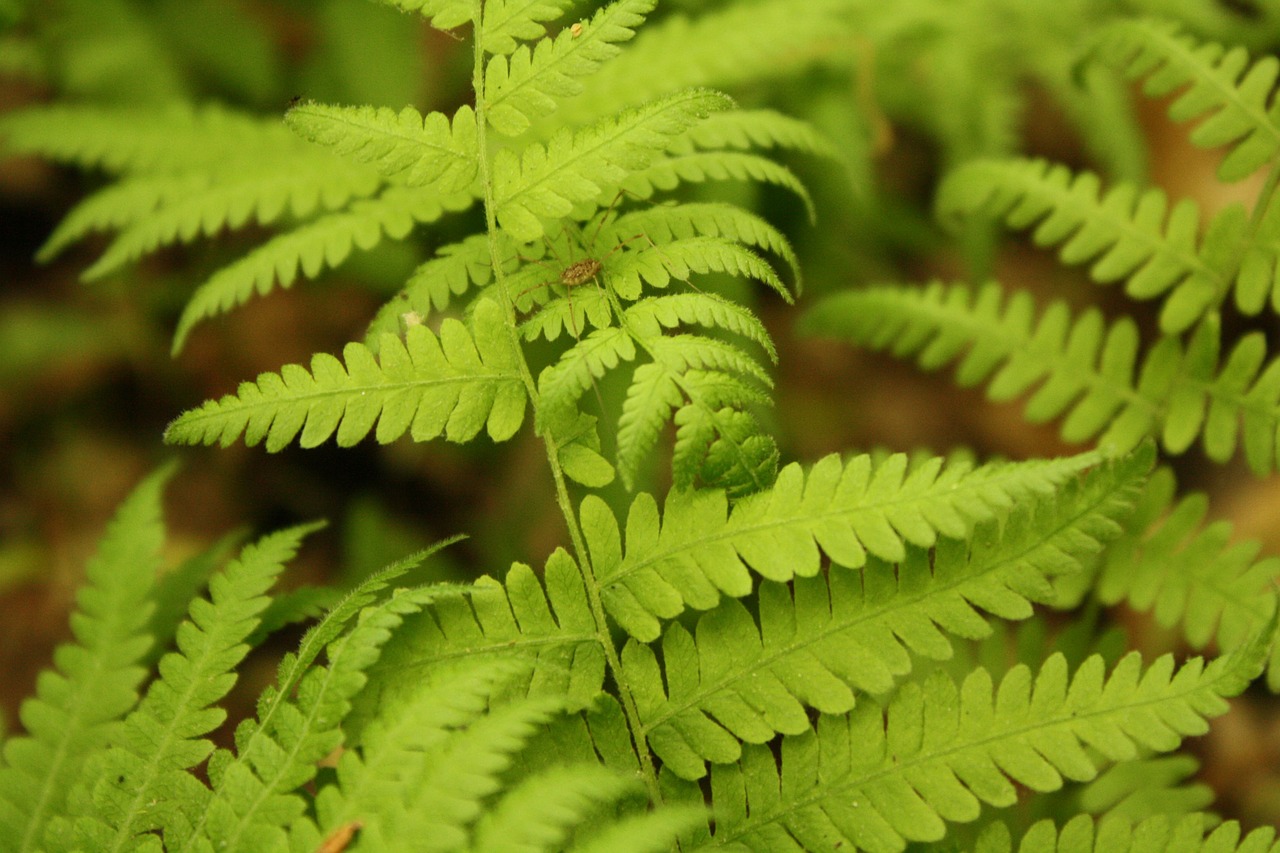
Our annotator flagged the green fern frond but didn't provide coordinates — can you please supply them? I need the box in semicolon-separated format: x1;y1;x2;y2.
59;523;321;852
1098;17;1280;181
193;583;453;853
1094;466;1280;689
968;814;1278;853
484;0;655;135
1075;755;1213;820
584;448;1108;640
623;150;816;222
608;236;792;302
678;633;1272;851
480;0;575;56
171;186;470;353
537;326;637;417
936;158;1238;334
605;201;801;292
0;466;172;853
302;662;563;851
493;88;733;240
803;281;1280;474
0;104;295;173
558;0;853;126
366;234;500;342
625;293;778;363
360;550;606;723
372;0;472;32
284;102;480;196
623;449;1148;779
688;110;842;163
80;155;383;282
165;298;526;451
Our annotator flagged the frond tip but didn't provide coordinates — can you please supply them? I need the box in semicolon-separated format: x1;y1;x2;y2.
164;298;527;452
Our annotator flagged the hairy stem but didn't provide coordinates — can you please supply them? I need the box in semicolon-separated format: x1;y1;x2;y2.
468;0;661;802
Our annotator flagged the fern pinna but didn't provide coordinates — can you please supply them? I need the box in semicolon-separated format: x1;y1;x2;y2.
3;4;1280;853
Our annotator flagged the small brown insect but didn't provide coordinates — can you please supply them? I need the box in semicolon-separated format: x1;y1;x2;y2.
288;94;303;109
570;21;584;37
314;820;363;853
560;258;602;287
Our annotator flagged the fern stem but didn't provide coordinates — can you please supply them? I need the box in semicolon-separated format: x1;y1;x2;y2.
468;0;662;803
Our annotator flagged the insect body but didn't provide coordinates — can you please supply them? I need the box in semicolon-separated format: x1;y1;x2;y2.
561;258;602;288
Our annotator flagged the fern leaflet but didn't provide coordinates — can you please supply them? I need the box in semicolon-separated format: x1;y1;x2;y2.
1098;17;1280;181
480;0;576;56
672;630;1274;851
58;522;321;852
0;466;172;853
583;448;1108;641
623;449;1149;779
803;281;1280;475
373;0;472;31
165;298;526;451
284;102;480;196
1092;466;1280;689
484;0;655;135
969;814;1278;853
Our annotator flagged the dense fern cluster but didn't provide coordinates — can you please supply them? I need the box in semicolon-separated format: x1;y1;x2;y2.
3;2;1280;853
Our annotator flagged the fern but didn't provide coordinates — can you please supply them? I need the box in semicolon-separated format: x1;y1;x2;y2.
968;814;1278;853
668;629;1272;851
0;466;172;853
165;298;527;451
1098;17;1280;182
1091;466;1280;689
54;521;321;852
803;282;1280;474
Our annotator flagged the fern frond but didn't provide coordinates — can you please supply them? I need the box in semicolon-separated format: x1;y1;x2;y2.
284;102;480;196
557;0;853;126
609;236;792;302
194;583;455;853
538;326;638;419
80;155;383;282
936;158;1235;334
166;298;526;450
1098;17;1280;181
493;88;733;241
484;0;655;135
688;110;842;162
171;185;470;353
372;0;472;32
360;551;605;723
0;104;295;173
622;151;816;222
803;282;1280;474
0;466;172;853
480;0;575;56
968;814;1278;853
60;523;321;852
303;662;563;851
623;449;1148;779
1076;755;1213;820
366;235;499;343
625;293;777;364
604;201;801;292
1094;466;1280;689
680;634;1272;851
584;448;1108;640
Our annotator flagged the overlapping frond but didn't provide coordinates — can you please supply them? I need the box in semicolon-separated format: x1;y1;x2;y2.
803;281;1280;475
1093;466;1280;689
1075;755;1213;820
1098;17;1280;181
56;523;320;853
359;550;606;730
623;150;815;221
968;814;1278;853
493;88;733;240
179;545;461;853
936;158;1239;334
164;298;527;452
583;448;1107;640
284;102;480;195
675;633;1272;852
0;466;171;853
484;0;655;135
623;449;1149;779
172;186;471;353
